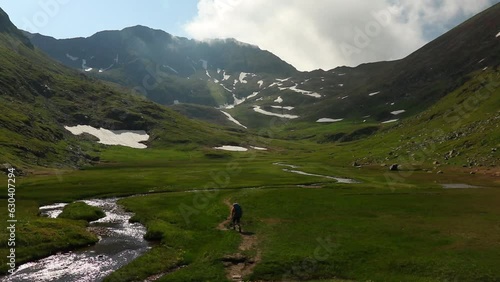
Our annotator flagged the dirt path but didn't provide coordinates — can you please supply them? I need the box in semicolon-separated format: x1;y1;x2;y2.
218;199;261;281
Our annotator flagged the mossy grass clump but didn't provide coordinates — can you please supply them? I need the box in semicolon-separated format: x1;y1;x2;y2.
58;202;106;222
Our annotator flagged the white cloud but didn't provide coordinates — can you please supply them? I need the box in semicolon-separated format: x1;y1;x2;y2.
185;0;496;71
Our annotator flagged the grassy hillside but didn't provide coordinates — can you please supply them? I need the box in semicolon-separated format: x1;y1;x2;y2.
0;11;244;170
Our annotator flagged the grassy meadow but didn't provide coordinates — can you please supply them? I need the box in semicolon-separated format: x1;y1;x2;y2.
0;137;499;280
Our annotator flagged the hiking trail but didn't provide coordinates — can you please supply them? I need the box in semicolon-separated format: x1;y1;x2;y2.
218;198;261;281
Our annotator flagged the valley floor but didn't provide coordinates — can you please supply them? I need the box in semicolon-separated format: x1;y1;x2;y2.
1;145;499;281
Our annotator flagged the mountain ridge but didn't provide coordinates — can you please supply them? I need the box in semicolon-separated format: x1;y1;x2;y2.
0;7;243;170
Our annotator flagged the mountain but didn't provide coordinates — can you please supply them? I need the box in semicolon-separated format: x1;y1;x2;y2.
24;26;296;107
13;3;500;167
24;4;500;129
221;3;500;127
0;8;242;170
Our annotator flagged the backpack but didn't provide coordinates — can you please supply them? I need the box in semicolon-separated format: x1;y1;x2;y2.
233;203;243;218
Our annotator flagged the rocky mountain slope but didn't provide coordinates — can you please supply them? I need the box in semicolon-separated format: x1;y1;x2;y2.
24;26;296;107
0;8;241;170
24;4;500;131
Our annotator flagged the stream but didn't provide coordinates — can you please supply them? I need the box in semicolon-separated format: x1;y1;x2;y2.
4;198;149;282
4;163;358;281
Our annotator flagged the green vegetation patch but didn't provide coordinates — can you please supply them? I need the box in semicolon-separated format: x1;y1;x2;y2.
58;202;106;222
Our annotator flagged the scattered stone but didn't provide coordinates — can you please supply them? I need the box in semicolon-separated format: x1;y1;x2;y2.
470;171;476;175
433;161;440;165
390;164;399;171
352;161;360;167
437;171;444;174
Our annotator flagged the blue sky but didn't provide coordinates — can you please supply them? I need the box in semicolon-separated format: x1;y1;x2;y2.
0;0;198;38
0;0;498;70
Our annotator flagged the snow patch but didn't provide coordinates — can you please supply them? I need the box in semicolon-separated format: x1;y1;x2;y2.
239;73;249;84
250;146;268;151
222;71;231;81
271;106;294;111
274;96;283;103
496;31;500;38
247;92;259;99
253;106;299;119
206;70;212;78
258;80;264;88
368;91;381;96
65;125;149;149
214;146;248;152
66;54;78;61
391;110;406;115
280;85;322;98
233;94;245;106
217;68;221;74
165;65;178;74
84;68;93;72
220;111;247;129
381;119;399;124
316;118;344;123
341;96;349;100
276;77;291;82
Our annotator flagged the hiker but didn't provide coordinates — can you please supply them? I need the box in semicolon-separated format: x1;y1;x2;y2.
230;202;243;232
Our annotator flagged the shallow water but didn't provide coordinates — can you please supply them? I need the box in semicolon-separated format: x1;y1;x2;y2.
4;198;149;282
442;184;480;189
282;169;359;184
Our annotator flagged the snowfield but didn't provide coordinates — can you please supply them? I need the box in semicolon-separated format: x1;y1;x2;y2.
239;73;249;84
271;106;294;111
391;110;406;115
316;118;344;123
65;125;149;149
221;111;247;129
253;106;299;119
381;119;399;124
214;146;248;152
280;85;322;98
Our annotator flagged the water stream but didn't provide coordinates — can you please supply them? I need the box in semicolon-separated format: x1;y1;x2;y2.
4;163;358;281
4;198;149;282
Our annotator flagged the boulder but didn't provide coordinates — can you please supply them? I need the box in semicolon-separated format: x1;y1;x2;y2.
390;164;399;171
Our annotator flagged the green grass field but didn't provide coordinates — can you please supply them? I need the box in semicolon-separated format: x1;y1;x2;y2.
1;139;498;280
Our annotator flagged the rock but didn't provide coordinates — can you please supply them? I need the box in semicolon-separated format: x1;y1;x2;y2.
433;161;440;165
470;171;476;175
437;171;444;174
390;164;399;171
352;161;360;167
